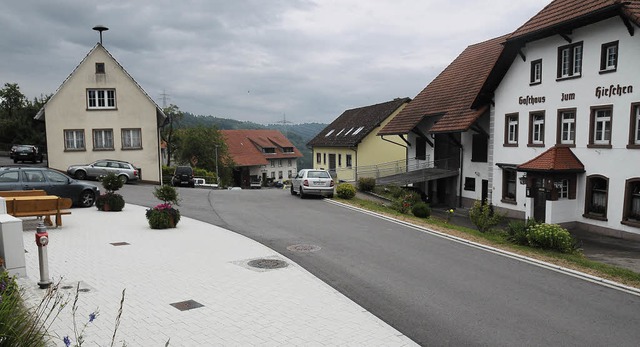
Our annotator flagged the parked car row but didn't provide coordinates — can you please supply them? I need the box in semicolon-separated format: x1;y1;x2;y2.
0;167;99;207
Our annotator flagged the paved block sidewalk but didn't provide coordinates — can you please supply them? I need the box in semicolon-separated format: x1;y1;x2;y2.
18;204;417;346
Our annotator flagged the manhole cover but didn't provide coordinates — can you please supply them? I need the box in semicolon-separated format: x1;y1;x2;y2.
247;258;288;269
287;244;321;253
170;300;204;311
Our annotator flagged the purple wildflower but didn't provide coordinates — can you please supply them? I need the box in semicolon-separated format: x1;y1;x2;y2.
63;336;71;347
89;312;97;322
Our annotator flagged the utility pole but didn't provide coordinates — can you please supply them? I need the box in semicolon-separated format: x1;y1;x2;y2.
159;90;170;108
276;113;293;136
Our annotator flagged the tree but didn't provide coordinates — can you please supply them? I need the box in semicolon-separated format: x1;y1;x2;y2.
0;82;49;149
0;83;26;119
161;104;184;166
174;126;231;178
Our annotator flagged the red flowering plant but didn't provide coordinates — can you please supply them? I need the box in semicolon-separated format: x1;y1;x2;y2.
146;185;181;229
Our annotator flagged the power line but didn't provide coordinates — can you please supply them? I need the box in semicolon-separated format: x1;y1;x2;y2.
159;89;170;108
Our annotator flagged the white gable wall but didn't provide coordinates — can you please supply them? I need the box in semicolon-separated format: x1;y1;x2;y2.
44;46;162;183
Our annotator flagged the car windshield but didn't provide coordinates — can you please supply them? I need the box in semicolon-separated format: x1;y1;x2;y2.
307;171;330;178
17;145;33;151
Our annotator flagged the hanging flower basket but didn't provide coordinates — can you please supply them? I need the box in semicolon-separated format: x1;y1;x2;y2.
145;203;181;229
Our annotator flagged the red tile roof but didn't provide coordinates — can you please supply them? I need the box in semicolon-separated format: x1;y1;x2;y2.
508;0;640;41
221;129;302;167
378;35;508;135
517;146;585;172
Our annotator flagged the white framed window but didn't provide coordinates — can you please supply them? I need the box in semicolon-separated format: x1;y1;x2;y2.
278;159;282;167
87;89;116;109
121;128;142;149
557;179;569;199
593;109;612;145
531;113;545;145
633;104;640;145
93;129;114;150
557;42;583;79
287;159;292;166
530;59;542;84
600;41;618;72
270;160;275;168
64;129;85;150
559;111;576;144
505;114;518;145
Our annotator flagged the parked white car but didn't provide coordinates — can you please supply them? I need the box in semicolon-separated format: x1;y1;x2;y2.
290;169;334;198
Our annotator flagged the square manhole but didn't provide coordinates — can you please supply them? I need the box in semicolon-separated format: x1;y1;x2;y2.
170;300;204;311
110;242;130;246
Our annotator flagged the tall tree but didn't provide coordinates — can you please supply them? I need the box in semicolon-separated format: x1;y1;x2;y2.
0;83;26;119
161;104;184;166
174;125;231;177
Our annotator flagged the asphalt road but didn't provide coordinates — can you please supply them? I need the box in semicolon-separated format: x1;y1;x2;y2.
113;184;640;346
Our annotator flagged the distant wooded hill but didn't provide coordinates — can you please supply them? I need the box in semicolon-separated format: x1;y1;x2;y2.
180;113;326;169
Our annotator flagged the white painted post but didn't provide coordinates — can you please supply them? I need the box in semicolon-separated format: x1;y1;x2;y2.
0;197;26;277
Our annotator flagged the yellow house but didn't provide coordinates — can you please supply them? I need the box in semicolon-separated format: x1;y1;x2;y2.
307;98;410;182
35;43;166;183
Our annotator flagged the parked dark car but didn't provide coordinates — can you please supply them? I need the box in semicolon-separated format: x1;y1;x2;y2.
67;159;139;184
171;166;195;187
0;167;99;207
11;145;44;163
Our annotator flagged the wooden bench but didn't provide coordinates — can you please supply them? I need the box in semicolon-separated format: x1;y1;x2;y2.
0;190;48;197
3;195;72;227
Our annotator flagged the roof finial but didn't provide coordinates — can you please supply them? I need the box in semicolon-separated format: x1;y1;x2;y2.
92;25;109;45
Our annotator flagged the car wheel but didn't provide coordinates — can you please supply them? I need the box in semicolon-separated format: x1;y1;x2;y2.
118;175;128;184
75;171;87;180
290;184;296;195
79;190;96;207
299;186;305;199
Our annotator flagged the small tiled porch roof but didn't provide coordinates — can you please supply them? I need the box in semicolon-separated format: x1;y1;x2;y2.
517;146;585;172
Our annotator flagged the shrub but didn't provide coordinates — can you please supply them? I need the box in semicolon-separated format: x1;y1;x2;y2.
146;203;181;229
526;223;575;253
391;191;421;214
153;185;180;205
412;202;431;218
95;192;125;212
99;172;124;193
358;177;376;192
468;200;503;233
506;218;538;245
336;183;356;199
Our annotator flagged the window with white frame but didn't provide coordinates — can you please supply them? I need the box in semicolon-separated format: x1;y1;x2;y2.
93;129;114;150
87;89;116;109
558;110;576;145
64;129;85;150
530;113;545;145
121;128;142;149
505;114;518;145
530;59;542;84
557;179;569;199
270;160;275;168
584;175;608;218
557;42;583;79
502;169;517;203
623;179;640;224
590;107;612;146
600;41;618;72
636;106;640;144
287;159;292;166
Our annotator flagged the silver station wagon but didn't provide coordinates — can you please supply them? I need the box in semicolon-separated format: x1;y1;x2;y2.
290;169;334;198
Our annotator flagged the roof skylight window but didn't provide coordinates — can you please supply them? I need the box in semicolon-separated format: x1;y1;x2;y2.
336;128;345;136
344;127;354;136
325;129;335;137
352;126;364;135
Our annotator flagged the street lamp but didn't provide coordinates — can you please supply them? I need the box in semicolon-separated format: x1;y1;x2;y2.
215;145;219;187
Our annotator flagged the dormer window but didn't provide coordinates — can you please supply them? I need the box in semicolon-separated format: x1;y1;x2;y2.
263;147;276;154
95;62;105;74
283;147;294;153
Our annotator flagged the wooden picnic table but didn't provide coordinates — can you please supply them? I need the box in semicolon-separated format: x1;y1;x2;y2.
3;195;72;227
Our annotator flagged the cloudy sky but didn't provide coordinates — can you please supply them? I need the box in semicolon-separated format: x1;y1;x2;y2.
1;0;550;124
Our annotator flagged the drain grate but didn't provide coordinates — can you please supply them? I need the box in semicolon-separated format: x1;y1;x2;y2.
287;244;321;253
170;300;204;311
110;242;130;246
247;258;288;269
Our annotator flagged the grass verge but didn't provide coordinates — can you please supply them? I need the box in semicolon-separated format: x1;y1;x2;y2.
335;197;640;289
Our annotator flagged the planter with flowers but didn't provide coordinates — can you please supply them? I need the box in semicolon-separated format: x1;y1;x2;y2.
95;172;125;212
146;185;180;229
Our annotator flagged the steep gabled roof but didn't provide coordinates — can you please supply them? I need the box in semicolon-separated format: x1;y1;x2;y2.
517;146;585;172
222;129;302;167
307;98;410;147
507;0;640;43
35;43;166;124
378;35;508;136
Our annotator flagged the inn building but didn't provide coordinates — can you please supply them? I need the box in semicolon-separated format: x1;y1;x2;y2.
489;0;640;239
